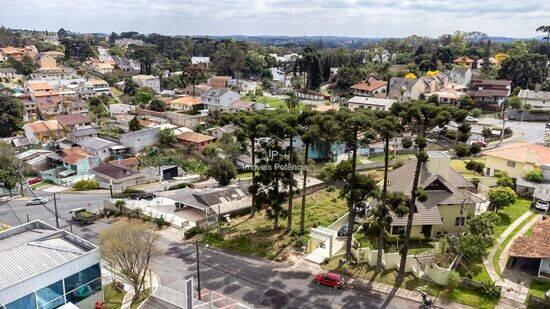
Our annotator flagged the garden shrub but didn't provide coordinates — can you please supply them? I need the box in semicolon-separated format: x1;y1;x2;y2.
524;169;543;183
72;179;99;191
465;161;485;174
184;226;203;238
480;280;501;299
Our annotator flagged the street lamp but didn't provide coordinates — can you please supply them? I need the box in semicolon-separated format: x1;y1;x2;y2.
195;241;209;301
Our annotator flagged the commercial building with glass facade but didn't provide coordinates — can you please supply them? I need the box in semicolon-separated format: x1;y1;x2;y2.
0;221;103;309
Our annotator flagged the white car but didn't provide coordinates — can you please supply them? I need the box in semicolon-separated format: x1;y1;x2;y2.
26;197;49;206
534;200;549;211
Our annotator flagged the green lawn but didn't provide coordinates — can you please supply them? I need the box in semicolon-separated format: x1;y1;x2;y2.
103;283;125;309
355;232;435;255
494;198;532;237
203;189;349;260
493;212;538;277
450;158;486;175
528;279;550;299
367;153;415;163
236;172;253;180
242;95;308;111
321;259;498;309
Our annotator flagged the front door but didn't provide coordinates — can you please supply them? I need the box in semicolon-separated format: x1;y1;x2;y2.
421;225;432;239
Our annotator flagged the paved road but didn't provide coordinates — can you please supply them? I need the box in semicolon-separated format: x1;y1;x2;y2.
0;191;108;228
479;118;546;144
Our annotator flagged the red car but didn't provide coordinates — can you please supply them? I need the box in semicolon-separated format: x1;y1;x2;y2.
27;177;42;185
314;272;344;288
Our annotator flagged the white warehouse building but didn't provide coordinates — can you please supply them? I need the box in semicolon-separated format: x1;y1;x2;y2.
0;221;103;309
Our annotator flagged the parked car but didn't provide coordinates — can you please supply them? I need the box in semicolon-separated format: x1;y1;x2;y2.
465;116;479;123
27;177;42;185
26;197;49;206
354;202;366;217
534;200;549;211
337;224;351;237
313;272;344;288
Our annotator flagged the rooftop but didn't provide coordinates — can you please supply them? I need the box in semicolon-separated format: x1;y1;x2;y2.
176;132;216;143
482;143;550;166
56;113;92;126
350;79;387;92
509;218;550;259
79;137;117;151
92;162;142;179
0;220;96;291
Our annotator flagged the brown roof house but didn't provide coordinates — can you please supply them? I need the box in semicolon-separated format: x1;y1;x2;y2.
56;114;93;131
466;79;511;110
509;218;550;279
350;78;387;97
23;120;62;144
385;151;484;239
176;132;216;151
92;162;145;191
207;76;231;89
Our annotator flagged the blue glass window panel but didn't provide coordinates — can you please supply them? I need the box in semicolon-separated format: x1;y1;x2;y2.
64;263;101;292
36;280;64;308
5;293;36;309
65;278;102;305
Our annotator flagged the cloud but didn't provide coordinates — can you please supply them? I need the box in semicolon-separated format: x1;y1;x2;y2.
0;0;548;37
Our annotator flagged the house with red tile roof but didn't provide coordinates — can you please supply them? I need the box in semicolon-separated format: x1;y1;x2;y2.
350;78;387;97
482;143;550;179
176;132;216;151
509;218;550;279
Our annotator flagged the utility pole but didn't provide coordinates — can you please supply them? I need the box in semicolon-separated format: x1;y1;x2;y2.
53;193;59;229
196;241;202;301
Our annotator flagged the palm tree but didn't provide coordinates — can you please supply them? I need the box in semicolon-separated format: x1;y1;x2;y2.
536;25;550;46
284;92;300;110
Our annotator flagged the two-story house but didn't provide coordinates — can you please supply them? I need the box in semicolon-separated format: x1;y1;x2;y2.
466;79;511;110
350;78;387;97
56;114;93;131
200;88;240;111
385;151;483;239
482;143;550;179
387;77;426;102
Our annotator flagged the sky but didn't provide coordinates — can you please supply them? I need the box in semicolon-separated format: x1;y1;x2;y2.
1;0;549;38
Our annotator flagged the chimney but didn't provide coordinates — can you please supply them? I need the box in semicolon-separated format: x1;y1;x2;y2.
542;164;550;181
426;151;452;179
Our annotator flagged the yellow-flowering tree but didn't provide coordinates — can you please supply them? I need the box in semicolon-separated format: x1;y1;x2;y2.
495;53;508;63
426;70;439;77
404;72;417;79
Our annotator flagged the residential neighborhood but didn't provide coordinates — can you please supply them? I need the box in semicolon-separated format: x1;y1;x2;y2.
0;4;549;309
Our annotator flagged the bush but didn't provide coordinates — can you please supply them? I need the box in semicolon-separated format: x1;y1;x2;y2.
154;216;166;229
184;226;203;238
470;108;482;118
168;182;191;190
123;188;146;194
454;143;470;157
465;161;485;174
469;143;481;156
524;169;544;183
480;280;501;299
471;178;480;188
72;179;99;191
393;159;405;169
447;271;460;291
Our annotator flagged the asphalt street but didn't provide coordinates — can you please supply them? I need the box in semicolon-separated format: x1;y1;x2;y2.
480;118;546;144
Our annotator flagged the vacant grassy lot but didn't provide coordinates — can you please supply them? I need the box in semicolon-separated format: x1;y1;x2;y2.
494;198;532;237
203;188;348;260
103;283;124;309
354;232;436;255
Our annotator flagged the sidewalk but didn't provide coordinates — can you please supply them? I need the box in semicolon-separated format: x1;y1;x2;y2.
292;257;470;309
483;210;540;307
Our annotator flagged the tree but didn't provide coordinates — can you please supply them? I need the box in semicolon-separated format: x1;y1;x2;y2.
99;222;159;303
206;159;237;186
123;78;138;96
466;211;500;237
148;99;165;112
496;174;514;188
182;65;206;97
536;25;550;46
465;161;485;174
498;53;548;88
131;87;155;105
524;169;544;183
129;116;141;131
454;143;470;157
0;96;24;137
57;28;68;38
482;127;492;139
280;112;299;232
284;92;300;110
458;95;475;109
0;142;20;196
489;186;517;213
391;101;459;281
469;143;482;156
159;128;177;146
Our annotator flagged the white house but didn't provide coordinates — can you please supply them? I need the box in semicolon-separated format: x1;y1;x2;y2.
518;89;550;111
200;88;240;110
347;96;396;111
132;75;160;93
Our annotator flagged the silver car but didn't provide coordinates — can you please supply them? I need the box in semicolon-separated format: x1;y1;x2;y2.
26;197;49;206
534;200;549;212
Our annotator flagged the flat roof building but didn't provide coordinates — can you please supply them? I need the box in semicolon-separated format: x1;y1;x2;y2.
0;221;103;309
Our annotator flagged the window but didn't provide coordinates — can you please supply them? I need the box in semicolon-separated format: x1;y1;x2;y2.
455;217;466;226
507;161;516;168
6;293;36;309
64;263;101;292
65;278;102;305
36;280;64;309
391;226;405;235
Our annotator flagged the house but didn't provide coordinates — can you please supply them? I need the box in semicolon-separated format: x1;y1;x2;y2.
108;157;140;170
517;89;550;111
56;113;93;131
516;164;550;199
387;77;426;102
426;83;467;105
112;56;141;72
191;56;210;70
448;67;472;87
41;147;101;185
0;45;38;61
78;137;118;161
79;79;111;98
89;62;114;74
200;88;240;110
207;76;231;89
0;68;22;82
176;132;216;151
350;79;387;97
16;149;53;171
132;75;160;93
181;84;211;97
67;127;98;142
0;220;103;309
269;67;290;88
385;151;483;238
169;96;202;111
27;82;62;111
109;103;134;116
119;127;160;153
476;57;499;68
23;120;61;144
508;218;550;279
482;143;550;179
296;90;327;101
92;162;145;190
38;54;57;69
453;56;475;67
347;96;395;111
231;100;255;112
466;79;511;110
207;124;237;139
